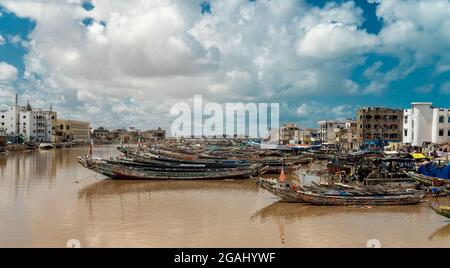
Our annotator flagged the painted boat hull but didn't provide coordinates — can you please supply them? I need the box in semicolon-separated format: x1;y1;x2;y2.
256;178;305;203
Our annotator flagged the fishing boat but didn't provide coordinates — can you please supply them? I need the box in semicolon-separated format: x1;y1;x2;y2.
39;143;55;150
78;156;266;180
290;188;423;206
430;203;450;219
256;178;305;203
404;171;450;186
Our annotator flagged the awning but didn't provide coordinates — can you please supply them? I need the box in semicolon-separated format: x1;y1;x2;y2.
411;153;427;159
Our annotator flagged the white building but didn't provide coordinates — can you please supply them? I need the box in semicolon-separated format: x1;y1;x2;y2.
403;102;450;146
0;105;19;137
0;102;57;143
318;120;348;143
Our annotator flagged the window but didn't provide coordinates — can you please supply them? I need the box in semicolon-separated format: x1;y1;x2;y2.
1;115;4;118
448;117;450;123
439;116;445;123
66;125;70;130
60;125;64;130
448;130;450;137
439;129;444;136
404;116;408;124
404;129;408;137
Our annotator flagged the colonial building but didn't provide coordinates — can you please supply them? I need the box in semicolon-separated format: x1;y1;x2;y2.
356;107;403;143
1;99;58;143
56;119;90;142
317;120;347;143
403;102;450;146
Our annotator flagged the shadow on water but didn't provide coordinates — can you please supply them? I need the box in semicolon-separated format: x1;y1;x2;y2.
78;179;259;200
251;201;423;222
429;223;450;241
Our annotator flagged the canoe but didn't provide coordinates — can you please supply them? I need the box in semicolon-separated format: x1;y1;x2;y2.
290;187;423;206
78;156;265;180
39;143;55;150
404;171;450;186
256;178;305;203
430;203;450;219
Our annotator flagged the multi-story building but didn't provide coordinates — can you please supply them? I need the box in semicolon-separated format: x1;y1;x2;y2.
336;121;359;150
403;102;450;147
20;105;58;143
317;120;347;143
57;119;90;142
142;128;166;141
1;100;57;143
297;128;318;145
0;105;19;137
356;107;403;143
280;123;300;144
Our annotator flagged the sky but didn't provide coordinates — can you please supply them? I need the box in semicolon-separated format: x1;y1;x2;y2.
0;0;449;133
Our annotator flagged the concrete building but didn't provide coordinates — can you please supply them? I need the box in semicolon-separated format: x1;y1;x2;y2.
92;127;110;139
280;123;300;144
1;100;57;143
142;128;166;141
356;107;403;143
336;121;359;150
403;102;450;146
57;119;90;142
297;128;318;145
318;120;347;143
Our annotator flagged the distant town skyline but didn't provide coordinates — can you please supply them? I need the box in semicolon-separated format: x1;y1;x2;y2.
1;0;450;131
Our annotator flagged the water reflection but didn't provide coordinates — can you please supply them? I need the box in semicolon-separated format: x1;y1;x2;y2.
429;223;450;240
78;179;259;200
251;201;423;222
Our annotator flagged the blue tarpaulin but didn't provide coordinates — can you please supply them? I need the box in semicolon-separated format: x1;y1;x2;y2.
418;164;450;180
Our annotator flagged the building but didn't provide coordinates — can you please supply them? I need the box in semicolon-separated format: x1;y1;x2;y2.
403;102;450;147
280;123;300;144
92;127;111;141
336;121;359;150
297;129;318;145
57;119;90;142
142;128;166;141
318;120;347;143
356;107;403;144
1;98;58;143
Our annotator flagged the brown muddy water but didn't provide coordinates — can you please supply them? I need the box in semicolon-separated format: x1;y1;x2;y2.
0;146;449;248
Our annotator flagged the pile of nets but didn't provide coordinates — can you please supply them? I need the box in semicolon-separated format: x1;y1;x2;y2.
418;163;450;180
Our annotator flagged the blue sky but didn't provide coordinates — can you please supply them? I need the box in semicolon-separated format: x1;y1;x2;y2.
0;0;449;131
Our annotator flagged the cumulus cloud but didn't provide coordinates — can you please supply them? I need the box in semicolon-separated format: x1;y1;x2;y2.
0;0;448;130
0;34;4;45
0;61;18;82
297;23;379;59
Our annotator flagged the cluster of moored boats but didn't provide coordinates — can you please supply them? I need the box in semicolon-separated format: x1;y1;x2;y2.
77;143;450;210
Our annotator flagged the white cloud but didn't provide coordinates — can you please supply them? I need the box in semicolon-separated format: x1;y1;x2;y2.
297;23;379;59
0;0;449;130
0;35;4;45
0;62;18;82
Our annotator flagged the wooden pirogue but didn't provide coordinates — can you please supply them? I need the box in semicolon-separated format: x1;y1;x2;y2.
404;171;450;186
117;146;312;174
257;177;424;205
256;178;305;203
289;185;423;206
78;156;266;180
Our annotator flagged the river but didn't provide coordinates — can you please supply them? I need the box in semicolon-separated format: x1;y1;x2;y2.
0;146;449;247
